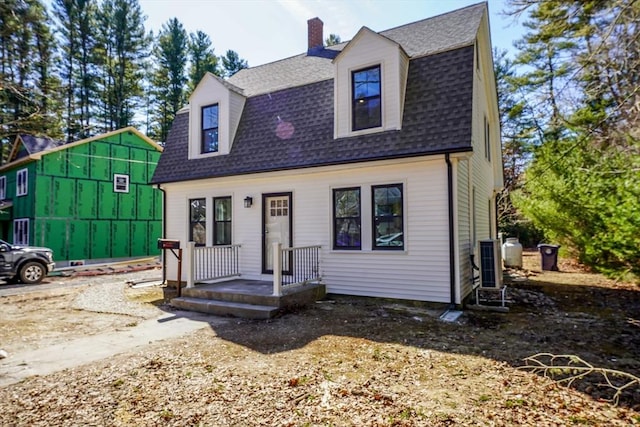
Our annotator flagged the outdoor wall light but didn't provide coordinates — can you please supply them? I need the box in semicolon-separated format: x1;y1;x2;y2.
244;196;253;208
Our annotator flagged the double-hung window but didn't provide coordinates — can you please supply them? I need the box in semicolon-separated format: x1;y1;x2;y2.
333;188;361;250
16;169;28;196
372;184;404;250
352;65;381;131
189;198;206;246
0;176;6;200
13;218;29;245
213;197;232;245
202;104;219;154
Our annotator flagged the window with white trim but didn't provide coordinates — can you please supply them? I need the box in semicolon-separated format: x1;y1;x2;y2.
333;187;361;250
352;65;381;131
202;104;219;153
190;198;206;246
13;218;29;245
16;169;28;196
114;174;129;193
372;183;404;250
213;196;232;245
0;176;6;200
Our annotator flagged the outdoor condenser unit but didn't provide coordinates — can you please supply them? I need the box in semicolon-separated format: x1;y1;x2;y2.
478;239;503;288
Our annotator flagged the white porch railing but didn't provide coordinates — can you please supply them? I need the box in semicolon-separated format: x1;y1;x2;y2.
272;243;322;296
186;242;241;287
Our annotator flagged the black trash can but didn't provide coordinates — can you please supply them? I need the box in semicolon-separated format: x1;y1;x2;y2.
537;244;560;271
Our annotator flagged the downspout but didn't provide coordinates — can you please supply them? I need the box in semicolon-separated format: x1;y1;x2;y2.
156;184;167;285
445;153;456;308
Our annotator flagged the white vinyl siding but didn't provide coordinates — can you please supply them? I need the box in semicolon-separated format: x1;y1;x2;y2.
161;157;452;303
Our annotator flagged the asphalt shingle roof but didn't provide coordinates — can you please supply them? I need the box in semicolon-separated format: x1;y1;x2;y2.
16;134;63;158
151;3;485;184
151;46;474;184
228;2;484;96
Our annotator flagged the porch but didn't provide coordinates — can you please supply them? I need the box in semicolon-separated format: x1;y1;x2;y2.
169;242;326;319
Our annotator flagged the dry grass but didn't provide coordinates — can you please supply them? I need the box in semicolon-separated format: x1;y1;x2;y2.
1;252;639;426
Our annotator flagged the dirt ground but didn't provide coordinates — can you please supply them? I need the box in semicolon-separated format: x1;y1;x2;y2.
0;252;639;426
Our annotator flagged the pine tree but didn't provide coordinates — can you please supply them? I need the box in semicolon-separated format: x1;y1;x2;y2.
149;18;188;142
188;30;221;91
221;50;248;78
95;0;150;132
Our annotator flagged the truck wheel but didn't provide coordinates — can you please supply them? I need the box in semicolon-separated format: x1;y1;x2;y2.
19;262;46;284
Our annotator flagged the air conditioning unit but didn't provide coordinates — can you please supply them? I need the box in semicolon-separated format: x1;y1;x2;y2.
478;239;503;288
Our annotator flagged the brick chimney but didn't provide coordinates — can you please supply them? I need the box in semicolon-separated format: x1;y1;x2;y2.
307;17;324;51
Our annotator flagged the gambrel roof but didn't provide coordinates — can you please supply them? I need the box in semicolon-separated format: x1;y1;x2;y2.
151;3;486;184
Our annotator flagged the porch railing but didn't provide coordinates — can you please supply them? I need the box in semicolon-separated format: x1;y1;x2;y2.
272;243;321;296
186;242;241;287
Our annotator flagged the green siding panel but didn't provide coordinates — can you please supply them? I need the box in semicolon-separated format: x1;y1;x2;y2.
130;148;148;183
117;188;136;219
147;151;160;182
68;221;90;260
98;181;116;219
111;221;130;257
77;180;97;219
90;143;111;180
91;221;111;259
45;219;69;261
35;176;54;217
136;185;154;220
130;221;148;256
112;145;130;175
67;144;90;179
42;151;67;176
53;179;76;217
148;221;162;255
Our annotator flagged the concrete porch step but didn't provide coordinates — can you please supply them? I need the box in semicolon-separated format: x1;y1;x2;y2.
171;296;280;320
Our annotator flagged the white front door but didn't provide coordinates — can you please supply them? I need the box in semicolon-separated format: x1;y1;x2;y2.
263;193;291;273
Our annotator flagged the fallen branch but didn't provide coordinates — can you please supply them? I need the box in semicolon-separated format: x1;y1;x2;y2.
520;353;640;406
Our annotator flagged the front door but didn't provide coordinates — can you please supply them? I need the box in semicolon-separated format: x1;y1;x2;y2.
262;193;292;273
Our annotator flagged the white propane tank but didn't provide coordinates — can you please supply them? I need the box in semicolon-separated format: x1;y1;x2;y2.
502;237;523;268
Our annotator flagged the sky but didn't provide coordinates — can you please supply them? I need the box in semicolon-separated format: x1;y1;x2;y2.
137;0;527;67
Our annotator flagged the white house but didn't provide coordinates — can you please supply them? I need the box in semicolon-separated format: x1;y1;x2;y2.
151;2;503;310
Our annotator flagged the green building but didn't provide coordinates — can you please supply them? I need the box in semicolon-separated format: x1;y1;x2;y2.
0;127;163;266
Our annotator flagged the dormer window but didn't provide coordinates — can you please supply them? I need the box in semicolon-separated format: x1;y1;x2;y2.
202;104;219;153
352;65;381;131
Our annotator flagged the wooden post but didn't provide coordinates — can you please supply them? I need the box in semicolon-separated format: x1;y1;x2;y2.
272;242;282;296
186;241;195;288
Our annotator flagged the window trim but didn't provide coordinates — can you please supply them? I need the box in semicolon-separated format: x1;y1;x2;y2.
13;218;29;245
213;196;232;246
371;183;404;251
0;176;6;200
113;174;130;193
351;65;382;131
16;169;28;196
333;187;362;250
189;198;207;247
201;103;219;154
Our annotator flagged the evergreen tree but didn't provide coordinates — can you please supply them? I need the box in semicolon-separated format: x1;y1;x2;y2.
325;33;341;46
221;49;248;78
149;18;188;142
507;0;640;277
188;30;221;91
0;0;62;161
53;0;98;141
95;0;149;132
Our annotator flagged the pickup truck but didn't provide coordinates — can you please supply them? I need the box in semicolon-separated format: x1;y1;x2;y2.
0;239;55;284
